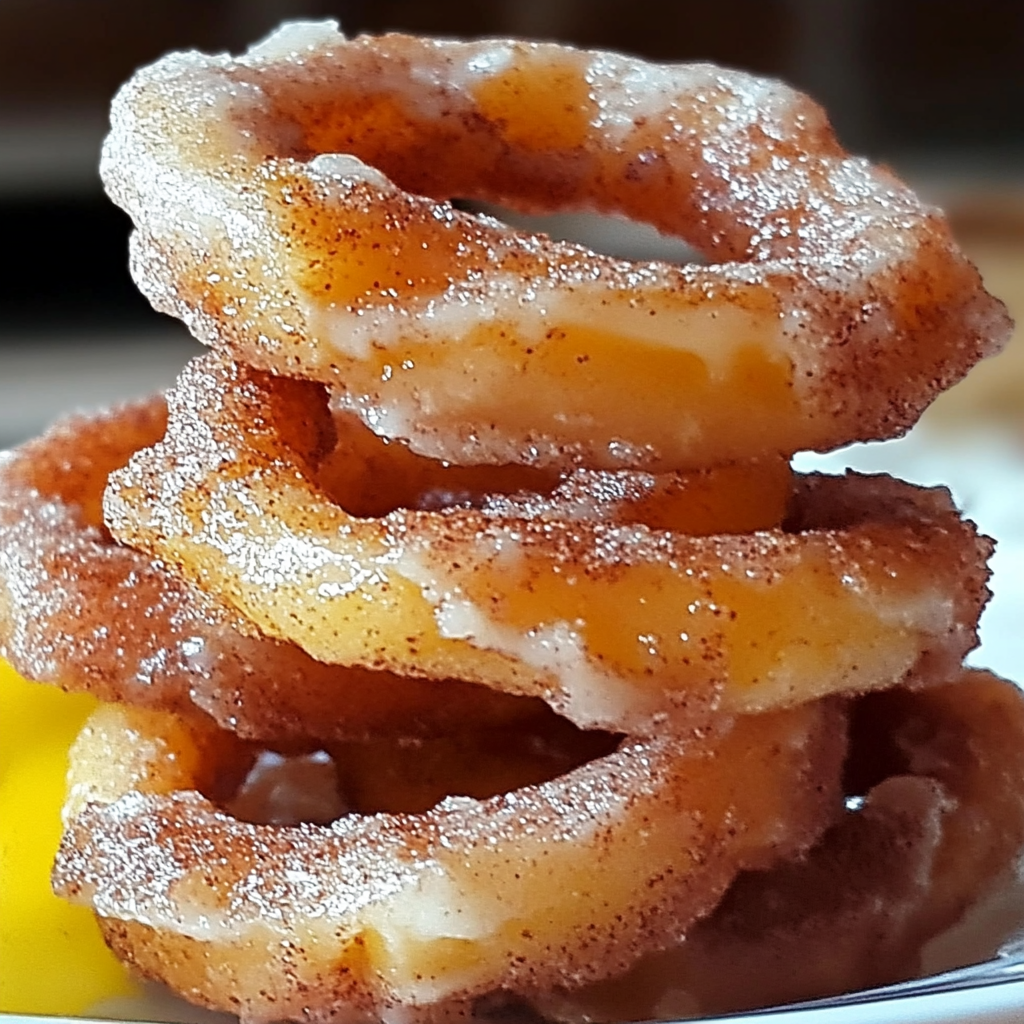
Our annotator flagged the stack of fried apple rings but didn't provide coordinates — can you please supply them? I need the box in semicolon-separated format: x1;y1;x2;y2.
2;20;1022;1023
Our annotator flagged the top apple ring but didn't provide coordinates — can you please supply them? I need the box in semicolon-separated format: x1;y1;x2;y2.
103;22;1010;470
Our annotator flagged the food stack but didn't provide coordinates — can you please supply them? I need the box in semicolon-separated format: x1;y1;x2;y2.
1;21;1022;1023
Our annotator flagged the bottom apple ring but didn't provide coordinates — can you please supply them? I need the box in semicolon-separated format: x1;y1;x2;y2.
54;698;845;1021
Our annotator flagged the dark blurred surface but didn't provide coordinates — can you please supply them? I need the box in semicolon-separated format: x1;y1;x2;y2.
0;0;1021;336
0;199;149;330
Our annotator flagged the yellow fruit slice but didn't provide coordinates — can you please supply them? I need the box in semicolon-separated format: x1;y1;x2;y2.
0;659;139;1015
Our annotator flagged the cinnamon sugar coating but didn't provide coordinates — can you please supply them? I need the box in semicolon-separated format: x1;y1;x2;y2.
538;669;1024;1019
0;398;552;743
104;355;992;734
14;19;1021;1021
103;22;1010;469
54;698;846;1021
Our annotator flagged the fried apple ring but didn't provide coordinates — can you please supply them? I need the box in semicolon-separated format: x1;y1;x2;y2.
0;398;551;743
104;354;991;734
53;697;846;1021
103;22;1010;469
537;669;1024;1020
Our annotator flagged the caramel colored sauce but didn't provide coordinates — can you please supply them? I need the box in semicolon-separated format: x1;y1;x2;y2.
265;126;803;470
291;93;425;162
457;542;917;713
714;569;915;709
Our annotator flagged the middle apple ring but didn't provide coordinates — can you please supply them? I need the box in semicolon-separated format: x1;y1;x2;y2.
104;354;991;735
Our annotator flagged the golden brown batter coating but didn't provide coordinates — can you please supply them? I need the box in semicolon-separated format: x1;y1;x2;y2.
538;670;1024;1019
0;398;552;743
55;699;846;1021
104;354;992;733
25;20;1020;1022
104;23;1010;469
